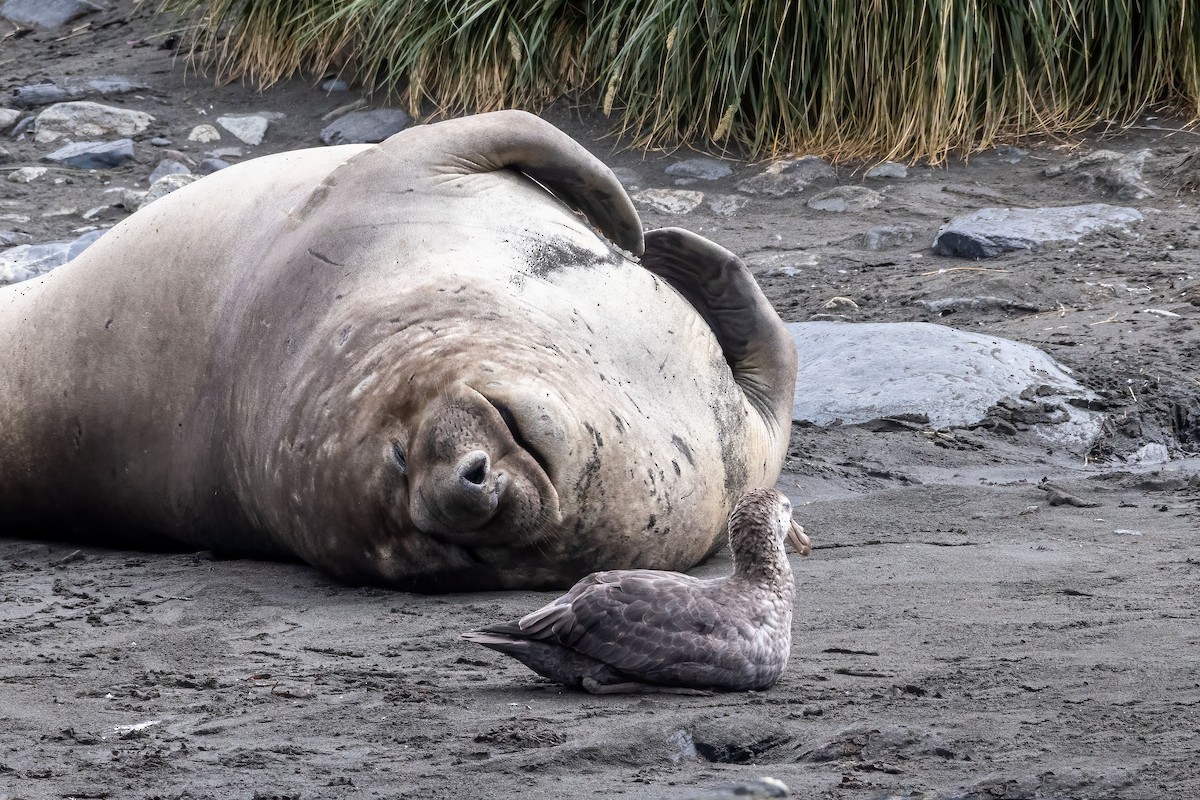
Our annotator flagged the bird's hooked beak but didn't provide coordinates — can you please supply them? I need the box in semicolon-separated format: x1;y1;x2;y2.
787;518;811;556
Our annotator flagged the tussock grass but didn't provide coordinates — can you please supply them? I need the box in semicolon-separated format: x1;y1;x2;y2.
150;0;1200;162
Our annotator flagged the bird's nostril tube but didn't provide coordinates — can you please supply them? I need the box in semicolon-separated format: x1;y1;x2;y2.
459;451;490;487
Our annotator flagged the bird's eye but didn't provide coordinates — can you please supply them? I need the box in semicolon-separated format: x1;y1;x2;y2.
391;440;407;475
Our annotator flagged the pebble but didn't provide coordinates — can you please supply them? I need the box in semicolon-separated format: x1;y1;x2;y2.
736;156;835;196
9;83;79;108
664;157;732;181
319;108;412;145
632;188;704;215
0;229;105;285
148;159;191;184
933;204;1143;259
137;174;198;210
42;139;135;169
120;188;147;211
0;230;31;247
668;778;789;800
0;108;22;131
11;116;35;137
188;124;221;143
0;145;9;163
708;194;749;216
197;158;230;174
863;224;915;250
321;78;350;92
150;137;172;147
7;166;48;183
865;161;907;179
216;115;270;146
85;77;148;97
206;146;243;159
34;101;154;144
806;185;882;212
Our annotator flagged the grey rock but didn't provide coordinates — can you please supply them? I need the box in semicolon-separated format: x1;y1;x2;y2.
85;76;147;97
120;188;146;211
736;156;834;196
197;158;230;174
206;146;243;159
1;0;103;29
0;230;31;247
863;225;915;250
319;108;412;145
0;229;105;285
0;145;9;163
34;101;154;144
865;161;907;179
11;115;35;137
321;78;350;92
149;137;171;147
10;83;80;108
7;166;47;183
42;138;134;169
788;321;1101;451
632;188;704;215
216;115;269;145
933;204;1143;259
708;194;750;216
147;159;191;184
1044;148;1155;200
137;173;198;210
807;185;882;212
992;144;1028;164
0;108;22;132
665;157;732;181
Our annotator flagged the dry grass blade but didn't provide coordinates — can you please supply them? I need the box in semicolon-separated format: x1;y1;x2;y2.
145;0;1200;162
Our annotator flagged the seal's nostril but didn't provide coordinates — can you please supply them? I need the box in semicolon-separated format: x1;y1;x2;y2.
460;451;489;486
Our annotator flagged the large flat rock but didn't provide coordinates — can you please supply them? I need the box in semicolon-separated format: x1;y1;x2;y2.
788;321;1101;451
933;204;1142;259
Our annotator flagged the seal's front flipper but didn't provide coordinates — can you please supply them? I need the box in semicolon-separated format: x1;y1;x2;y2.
639;227;797;436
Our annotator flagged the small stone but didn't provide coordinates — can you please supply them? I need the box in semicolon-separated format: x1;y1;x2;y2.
321;78;350;92
0;108;22;131
863;225;915;251
664;157;732;181
708;194;750;216
11;116;35;137
206;146;243;159
1044;148;1155;200
188;124;221;143
0;146;9;163
736;156;835;196
120;188;146;211
865;161;907;179
137;174;198;210
1;0;103;29
807;185;882;212
147;159;191;184
34;101;154;144
0;230;31;246
933;204;1143;259
10;83;81;109
40;207;78;219
197;158;230;174
216;115;269;146
85;77;147;97
42;139;135;169
633;188;704;215
150;137;171;147
991;145;1028;164
7;166;48;183
319;108;412;145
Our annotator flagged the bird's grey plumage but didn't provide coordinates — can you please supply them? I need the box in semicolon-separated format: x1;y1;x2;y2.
462;487;810;693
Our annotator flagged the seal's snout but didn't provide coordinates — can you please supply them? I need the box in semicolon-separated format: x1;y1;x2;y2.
409;447;504;535
458;450;490;487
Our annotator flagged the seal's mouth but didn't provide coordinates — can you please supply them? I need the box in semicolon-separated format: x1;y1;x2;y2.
483;395;553;485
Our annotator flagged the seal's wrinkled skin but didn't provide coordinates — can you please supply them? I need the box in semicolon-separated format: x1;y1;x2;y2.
0;111;797;591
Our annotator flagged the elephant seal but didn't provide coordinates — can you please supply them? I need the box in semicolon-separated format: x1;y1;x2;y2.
463;487;810;693
0;110;797;591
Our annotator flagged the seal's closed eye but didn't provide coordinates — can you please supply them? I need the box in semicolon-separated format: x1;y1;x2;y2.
391;441;407;475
